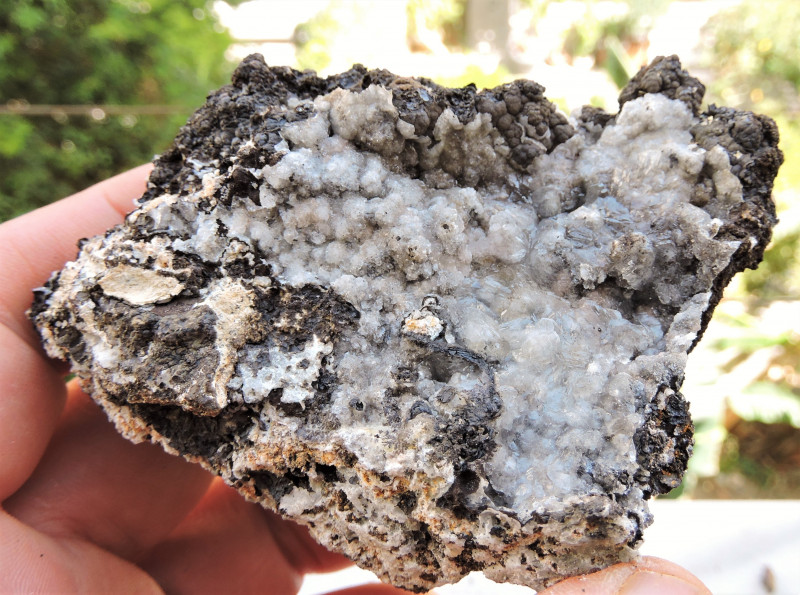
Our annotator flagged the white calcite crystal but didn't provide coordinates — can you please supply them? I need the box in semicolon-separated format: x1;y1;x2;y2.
30;55;782;591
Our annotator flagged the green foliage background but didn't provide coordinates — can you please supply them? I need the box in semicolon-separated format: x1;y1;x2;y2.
0;0;237;222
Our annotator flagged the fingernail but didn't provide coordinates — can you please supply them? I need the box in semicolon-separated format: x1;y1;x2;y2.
620;570;707;595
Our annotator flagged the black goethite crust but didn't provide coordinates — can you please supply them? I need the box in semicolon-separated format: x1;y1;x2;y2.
30;55;781;592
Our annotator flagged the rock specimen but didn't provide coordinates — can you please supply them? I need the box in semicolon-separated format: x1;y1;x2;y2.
30;55;782;591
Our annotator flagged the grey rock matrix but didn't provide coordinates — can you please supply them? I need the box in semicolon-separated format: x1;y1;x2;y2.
30;55;781;591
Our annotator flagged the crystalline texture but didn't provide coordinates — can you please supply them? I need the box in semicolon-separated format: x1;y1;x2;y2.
30;55;782;591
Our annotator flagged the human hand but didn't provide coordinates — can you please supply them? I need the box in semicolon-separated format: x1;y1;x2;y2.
0;165;405;594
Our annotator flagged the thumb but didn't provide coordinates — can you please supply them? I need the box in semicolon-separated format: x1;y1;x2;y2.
541;556;711;595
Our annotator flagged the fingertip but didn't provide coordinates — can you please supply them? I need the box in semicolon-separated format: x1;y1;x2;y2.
630;557;710;593
619;570;709;595
542;556;710;595
93;163;154;217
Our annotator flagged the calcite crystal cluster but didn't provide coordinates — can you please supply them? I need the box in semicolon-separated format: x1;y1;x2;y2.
30;55;781;591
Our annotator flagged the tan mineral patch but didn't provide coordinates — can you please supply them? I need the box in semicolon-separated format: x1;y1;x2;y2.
99;264;184;306
403;311;444;340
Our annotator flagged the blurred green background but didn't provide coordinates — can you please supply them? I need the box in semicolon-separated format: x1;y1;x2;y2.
1;0;798;499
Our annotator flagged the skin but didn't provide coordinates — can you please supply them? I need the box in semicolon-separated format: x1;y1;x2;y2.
0;166;710;594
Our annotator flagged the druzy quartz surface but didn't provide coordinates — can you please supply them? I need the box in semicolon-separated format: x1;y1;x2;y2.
30;55;782;592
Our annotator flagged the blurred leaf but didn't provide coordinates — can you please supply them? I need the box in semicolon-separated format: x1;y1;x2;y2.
11;3;48;31
711;332;794;353
433;63;514;90
687;420;727;478
294;3;339;73
602;35;634;89
712;309;759;328
729;383;800;427
0;117;34;157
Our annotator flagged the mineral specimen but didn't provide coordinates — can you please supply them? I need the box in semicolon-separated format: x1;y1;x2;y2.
30;55;782;591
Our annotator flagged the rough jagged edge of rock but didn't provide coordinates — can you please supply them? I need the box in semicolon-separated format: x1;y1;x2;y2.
616;56;782;497
28;55;782;592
